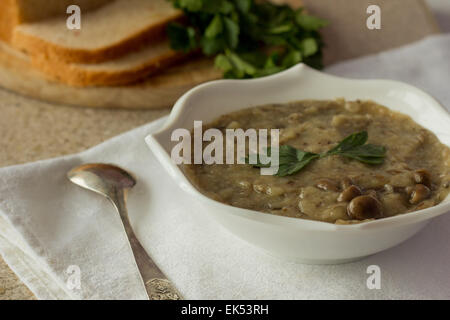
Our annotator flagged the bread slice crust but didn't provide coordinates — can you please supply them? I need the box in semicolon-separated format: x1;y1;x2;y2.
30;41;187;87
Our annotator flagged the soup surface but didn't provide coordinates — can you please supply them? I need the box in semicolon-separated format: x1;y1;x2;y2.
183;99;450;224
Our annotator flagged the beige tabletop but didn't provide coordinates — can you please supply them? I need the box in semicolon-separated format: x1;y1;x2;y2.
0;0;441;300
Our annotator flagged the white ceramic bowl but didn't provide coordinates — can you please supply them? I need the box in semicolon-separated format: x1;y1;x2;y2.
145;64;450;264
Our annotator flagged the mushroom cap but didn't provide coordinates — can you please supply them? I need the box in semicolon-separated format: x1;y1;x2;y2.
347;195;384;220
338;185;362;202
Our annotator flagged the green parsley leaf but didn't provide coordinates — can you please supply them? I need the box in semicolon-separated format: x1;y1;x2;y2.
247;131;386;177
214;53;233;72
300;38;318;57
205;14;223;38
326;131;369;155
296;12;329;31
234;0;252;13
333;143;387;165
223;16;240;49
176;0;203;12
277;146;320;177
224;50;256;77
201;36;226;55
245;145;319;177
167;23;197;52
281;49;302;68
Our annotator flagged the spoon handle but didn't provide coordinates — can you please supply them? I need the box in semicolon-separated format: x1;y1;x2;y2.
110;188;182;300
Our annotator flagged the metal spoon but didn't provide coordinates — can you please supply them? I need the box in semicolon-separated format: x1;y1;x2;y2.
67;163;181;300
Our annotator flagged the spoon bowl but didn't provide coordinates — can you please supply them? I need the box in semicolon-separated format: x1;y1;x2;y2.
67;163;136;198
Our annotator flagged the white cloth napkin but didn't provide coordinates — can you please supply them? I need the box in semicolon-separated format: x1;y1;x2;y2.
2;34;450;300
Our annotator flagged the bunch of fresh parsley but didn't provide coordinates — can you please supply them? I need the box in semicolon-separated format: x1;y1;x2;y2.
167;0;328;79
248;131;387;177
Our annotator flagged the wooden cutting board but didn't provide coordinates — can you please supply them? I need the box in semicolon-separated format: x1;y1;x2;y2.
0;44;221;109
0;0;438;110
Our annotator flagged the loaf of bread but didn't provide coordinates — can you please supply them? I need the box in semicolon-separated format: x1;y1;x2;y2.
0;0;110;42
12;0;183;64
1;0;188;88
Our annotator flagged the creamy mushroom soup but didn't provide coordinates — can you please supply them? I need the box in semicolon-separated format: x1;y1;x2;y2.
182;99;450;224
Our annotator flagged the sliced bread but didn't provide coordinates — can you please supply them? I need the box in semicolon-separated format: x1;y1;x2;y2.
0;0;110;42
0;0;17;42
29;40;186;87
12;0;183;64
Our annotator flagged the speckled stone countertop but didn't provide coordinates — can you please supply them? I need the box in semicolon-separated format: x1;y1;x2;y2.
0;88;168;300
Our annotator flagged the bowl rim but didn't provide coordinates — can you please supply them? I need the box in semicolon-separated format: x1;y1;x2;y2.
145;63;450;232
